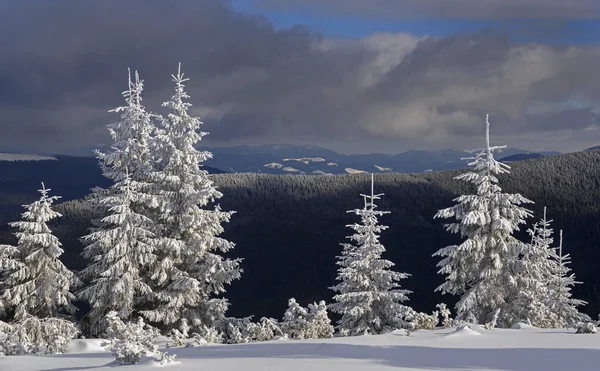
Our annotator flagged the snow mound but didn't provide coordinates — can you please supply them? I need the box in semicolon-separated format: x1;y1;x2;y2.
137;355;181;368
282;167;302;173
66;339;109;354
443;325;482;338
0;153;57;161
345;168;366;174
312;170;333;175
512;322;536;330
327;162;338;166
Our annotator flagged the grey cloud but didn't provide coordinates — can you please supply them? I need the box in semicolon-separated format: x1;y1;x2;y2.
259;0;600;20
0;0;599;155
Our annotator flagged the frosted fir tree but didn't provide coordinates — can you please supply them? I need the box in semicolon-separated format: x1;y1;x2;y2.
78;172;157;335
141;64;241;330
547;230;588;327
433;114;533;328
511;207;559;327
330;174;412;336
0;183;78;321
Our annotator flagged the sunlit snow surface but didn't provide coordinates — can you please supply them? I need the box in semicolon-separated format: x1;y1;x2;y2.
3;325;600;371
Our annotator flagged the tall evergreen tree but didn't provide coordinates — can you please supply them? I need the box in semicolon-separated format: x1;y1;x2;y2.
330;174;411;336
81;69;163;333
78;172;157;335
0;183;78;321
433;114;533;327
141;64;241;330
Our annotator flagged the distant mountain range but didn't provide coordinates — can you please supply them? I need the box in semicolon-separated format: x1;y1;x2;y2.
0;145;563;182
203;144;560;175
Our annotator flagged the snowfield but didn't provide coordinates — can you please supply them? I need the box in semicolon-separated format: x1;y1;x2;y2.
4;325;600;371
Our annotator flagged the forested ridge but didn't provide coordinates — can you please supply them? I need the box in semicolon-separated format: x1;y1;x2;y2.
1;149;600;321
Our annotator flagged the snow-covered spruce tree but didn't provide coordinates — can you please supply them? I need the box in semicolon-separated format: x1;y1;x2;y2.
0;183;78;321
547;230;588;327
78;172;157;335
141;64;241;331
511;207;559;327
330;174;412;336
433;114;533;328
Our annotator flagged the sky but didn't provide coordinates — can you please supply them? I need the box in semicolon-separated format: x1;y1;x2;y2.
1;0;600;155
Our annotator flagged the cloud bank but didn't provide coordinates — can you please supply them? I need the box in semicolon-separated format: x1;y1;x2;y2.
0;0;599;154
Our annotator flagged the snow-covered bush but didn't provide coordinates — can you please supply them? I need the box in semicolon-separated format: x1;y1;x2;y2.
192;325;222;345
575;322;597;334
255;317;283;342
436;304;452;328
215;316;258;344
104;312;175;365
281;298;310;340
306;301;334;339
404;308;439;331
0;316;79;355
167;318;191;347
169;329;186;347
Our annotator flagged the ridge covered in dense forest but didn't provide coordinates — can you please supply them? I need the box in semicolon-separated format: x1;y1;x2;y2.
1;149;600;320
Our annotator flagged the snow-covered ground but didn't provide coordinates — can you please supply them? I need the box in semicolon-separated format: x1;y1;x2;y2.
4;325;600;371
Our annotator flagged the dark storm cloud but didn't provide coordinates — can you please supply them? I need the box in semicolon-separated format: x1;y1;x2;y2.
259;0;600;20
0;0;600;154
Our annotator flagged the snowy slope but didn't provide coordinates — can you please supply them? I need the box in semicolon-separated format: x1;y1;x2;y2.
4;326;600;371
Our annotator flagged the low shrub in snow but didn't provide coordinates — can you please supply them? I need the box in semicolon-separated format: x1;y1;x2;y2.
215;316;258;344
255;317;284;341
281;298;334;340
192;325;222;345
575;322;597;334
436;303;453;328
281;298;310;339
404;308;439;331
306;301;334;339
0;316;79;355
104;312;175;365
167;318;190;347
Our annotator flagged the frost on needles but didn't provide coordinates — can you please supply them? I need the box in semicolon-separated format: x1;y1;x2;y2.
330;174;412;336
433;114;534;328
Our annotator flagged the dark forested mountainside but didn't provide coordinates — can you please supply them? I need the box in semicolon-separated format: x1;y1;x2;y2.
1;150;600;321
